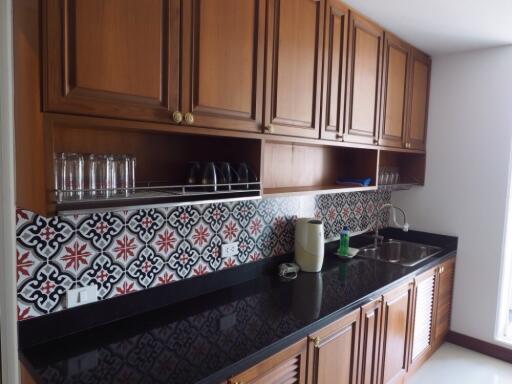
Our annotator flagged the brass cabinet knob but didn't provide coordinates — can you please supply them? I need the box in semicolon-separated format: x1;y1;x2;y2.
172;111;183;124
373;138;379;145
405;142;411;149
184;112;195;125
336;133;344;140
264;124;274;133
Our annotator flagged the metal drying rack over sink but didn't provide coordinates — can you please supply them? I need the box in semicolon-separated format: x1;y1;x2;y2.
53;181;262;215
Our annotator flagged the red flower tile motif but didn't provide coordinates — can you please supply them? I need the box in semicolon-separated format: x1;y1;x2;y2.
17;305;31;321
16;208;30;225
249;252;262;262
157;271;174;286
116;281;135;296
327;206;337;223
17;249;34;281
191;224;210;247
60;241;92;271
223;258;237;269
155;229;177;254
113;235;137;262
222;221;239;242
249;217;263;236
193;264;208;276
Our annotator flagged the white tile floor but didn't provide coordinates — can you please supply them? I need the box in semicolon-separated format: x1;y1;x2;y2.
407;343;512;384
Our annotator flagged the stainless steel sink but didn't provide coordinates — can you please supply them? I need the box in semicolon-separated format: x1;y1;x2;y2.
357;239;442;267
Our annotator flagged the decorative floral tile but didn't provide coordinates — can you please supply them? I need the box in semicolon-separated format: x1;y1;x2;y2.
16;190;392;319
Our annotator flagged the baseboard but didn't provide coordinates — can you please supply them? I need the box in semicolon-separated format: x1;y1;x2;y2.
447;331;512;363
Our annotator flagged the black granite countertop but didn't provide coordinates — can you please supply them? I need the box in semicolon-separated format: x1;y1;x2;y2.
20;228;457;384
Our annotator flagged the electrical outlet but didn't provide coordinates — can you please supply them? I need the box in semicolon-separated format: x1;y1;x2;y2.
66;285;98;309
222;242;239;258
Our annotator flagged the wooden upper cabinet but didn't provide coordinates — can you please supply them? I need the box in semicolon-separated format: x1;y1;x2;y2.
320;0;349;141
380;281;414;384
264;0;324;138
228;338;307;384
44;0;180;123
344;12;383;145
308;308;360;384
380;33;410;148
360;298;383;384
433;259;455;345
180;0;266;132
409;268;436;369
406;48;431;151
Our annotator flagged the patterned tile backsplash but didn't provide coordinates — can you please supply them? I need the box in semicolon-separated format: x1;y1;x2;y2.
16;191;391;320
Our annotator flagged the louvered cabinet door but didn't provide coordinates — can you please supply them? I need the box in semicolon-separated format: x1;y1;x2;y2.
359;298;383;384
228;338;307;384
409;268;436;370
308;309;360;384
434;259;456;345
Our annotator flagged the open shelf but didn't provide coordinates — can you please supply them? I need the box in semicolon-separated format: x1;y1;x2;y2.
262;141;378;196
378;151;426;186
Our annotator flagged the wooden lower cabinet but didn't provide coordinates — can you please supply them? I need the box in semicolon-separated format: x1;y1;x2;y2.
228;338;307;384
408;268;437;373
380;281;414;384
359;298;383;384
307;309;360;384
229;259;455;384
433;259;456;345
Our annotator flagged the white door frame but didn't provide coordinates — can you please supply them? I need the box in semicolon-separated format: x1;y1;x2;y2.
0;0;20;382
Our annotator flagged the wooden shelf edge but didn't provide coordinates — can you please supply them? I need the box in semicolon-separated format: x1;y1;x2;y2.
263;185;378;198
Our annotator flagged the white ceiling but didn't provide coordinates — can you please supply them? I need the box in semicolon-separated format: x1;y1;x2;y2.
342;0;512;55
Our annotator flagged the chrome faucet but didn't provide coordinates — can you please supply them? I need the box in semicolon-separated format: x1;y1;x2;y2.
373;203;409;248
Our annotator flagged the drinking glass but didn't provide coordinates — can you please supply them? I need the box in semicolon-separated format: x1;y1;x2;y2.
113;155;130;195
236;163;249;190
202;162;218;192
89;154;112;197
127;155;136;193
62;153;84;199
53;153;65;192
186;161;201;185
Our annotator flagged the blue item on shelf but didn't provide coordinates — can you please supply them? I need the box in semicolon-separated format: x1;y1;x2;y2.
336;177;372;187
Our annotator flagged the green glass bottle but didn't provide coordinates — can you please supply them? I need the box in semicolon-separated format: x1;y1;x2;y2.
338;226;350;256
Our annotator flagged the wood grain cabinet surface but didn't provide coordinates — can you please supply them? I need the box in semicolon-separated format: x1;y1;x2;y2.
320;0;349;141
359;298;383;384
344;12;383;146
228;338;308;384
433;259;455;345
180;0;266;132
379;280;414;384
307;308;360;384
263;0;325;139
44;0;181;123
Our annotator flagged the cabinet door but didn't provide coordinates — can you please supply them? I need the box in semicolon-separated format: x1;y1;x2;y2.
264;0;324;138
360;298;383;384
308;309;360;384
409;268;436;370
228;338;307;384
406;48;431;151
344;12;383;145
434;259;455;345
380;33;410;148
380;281;414;384
181;0;266;132
320;0;349;141
44;0;180;123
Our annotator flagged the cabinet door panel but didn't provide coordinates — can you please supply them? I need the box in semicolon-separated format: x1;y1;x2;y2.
181;0;265;132
45;0;180;122
380;282;413;384
360;298;383;384
344;13;382;145
320;0;349;140
228;338;307;384
308;309;359;384
434;259;455;344
407;48;431;150
265;0;324;138
380;34;409;148
410;269;436;368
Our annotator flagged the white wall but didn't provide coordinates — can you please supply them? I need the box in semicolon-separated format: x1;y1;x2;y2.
393;45;512;345
0;0;19;381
